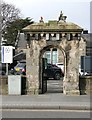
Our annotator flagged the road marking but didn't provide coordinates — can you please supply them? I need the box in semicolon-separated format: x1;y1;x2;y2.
1;109;91;112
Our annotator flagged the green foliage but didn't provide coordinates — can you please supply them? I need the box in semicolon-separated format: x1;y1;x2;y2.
3;18;33;46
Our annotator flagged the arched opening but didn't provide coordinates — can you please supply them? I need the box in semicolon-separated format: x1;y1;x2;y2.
39;45;66;94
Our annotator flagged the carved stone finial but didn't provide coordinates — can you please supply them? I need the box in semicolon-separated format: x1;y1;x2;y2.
58;11;67;22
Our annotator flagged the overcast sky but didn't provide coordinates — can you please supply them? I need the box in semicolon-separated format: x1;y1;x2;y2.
3;0;91;32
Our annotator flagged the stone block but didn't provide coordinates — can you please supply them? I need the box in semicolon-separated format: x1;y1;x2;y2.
0;76;8;95
79;76;92;95
64;90;80;96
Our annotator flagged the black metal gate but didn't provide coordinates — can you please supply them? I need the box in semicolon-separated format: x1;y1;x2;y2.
42;58;47;94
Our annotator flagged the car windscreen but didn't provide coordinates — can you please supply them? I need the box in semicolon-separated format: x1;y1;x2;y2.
16;63;26;67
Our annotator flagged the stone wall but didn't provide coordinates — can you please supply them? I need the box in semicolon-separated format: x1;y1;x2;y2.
79;76;92;95
0;75;27;95
1;75;92;95
58;49;64;63
0;76;8;95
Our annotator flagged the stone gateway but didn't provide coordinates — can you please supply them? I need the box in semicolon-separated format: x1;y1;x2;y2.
23;12;86;95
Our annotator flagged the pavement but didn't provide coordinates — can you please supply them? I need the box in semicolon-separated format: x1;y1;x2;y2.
0;93;91;110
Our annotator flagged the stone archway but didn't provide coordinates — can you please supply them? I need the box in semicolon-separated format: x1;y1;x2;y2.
26;38;85;95
39;45;66;94
23;11;86;95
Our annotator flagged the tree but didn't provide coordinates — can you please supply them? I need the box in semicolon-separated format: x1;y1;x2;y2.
3;18;33;45
1;1;21;34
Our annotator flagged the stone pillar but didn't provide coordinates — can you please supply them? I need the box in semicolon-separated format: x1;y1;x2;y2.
26;40;39;95
63;40;80;95
79;38;86;64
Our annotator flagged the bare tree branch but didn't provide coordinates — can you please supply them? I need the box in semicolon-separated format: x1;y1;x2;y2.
1;1;21;33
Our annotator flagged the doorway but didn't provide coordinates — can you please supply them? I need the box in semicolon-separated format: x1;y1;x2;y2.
39;45;65;94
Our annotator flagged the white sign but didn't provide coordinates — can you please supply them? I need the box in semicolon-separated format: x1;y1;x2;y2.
1;46;13;63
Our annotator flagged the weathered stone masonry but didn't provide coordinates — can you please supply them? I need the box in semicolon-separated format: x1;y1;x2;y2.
23;12;86;95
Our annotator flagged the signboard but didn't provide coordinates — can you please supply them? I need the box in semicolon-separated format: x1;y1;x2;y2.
81;56;92;73
1;46;13;63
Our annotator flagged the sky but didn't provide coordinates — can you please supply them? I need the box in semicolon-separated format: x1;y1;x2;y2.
3;0;91;32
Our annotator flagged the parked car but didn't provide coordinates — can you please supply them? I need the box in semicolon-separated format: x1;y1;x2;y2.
55;63;64;72
55;64;89;76
44;63;64;80
0;70;6;75
79;65;88;76
11;61;64;79
13;60;26;75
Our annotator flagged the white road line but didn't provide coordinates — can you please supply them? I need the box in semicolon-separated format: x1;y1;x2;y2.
1;109;91;112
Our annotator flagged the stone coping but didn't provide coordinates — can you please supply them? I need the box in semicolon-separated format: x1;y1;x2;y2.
80;76;92;79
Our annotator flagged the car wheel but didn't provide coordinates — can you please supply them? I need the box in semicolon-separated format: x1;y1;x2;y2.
54;72;61;80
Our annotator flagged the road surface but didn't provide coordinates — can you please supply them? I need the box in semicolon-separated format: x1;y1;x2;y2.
2;109;91;118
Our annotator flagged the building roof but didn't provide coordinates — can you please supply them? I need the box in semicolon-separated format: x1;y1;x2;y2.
23;20;83;32
17;33;27;49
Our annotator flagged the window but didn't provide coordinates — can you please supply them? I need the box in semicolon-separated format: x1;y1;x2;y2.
45;49;51;63
52;48;58;64
45;48;58;64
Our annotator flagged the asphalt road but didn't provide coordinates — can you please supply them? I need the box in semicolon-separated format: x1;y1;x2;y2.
2;109;91;118
46;78;63;93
